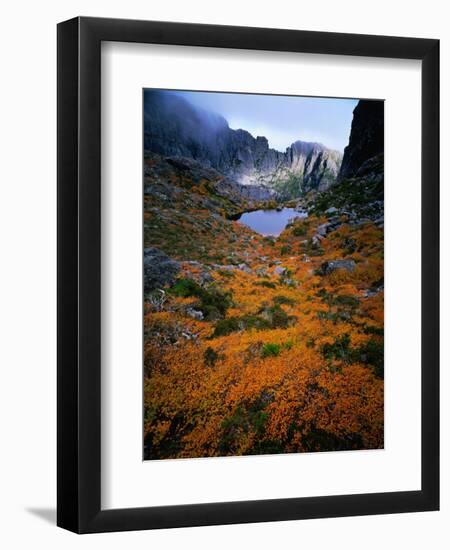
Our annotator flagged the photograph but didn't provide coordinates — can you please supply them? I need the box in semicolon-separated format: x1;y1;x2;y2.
143;89;384;460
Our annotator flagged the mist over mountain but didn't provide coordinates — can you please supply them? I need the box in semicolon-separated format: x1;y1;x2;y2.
144;90;343;197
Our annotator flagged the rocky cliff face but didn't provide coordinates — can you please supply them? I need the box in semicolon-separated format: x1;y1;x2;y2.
144;90;342;197
338;100;384;180
300;98;384;237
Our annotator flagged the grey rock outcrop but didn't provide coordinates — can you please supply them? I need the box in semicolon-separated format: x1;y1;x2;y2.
325;206;338;215
274;266;287;276
318;260;356;276
144;247;180;293
161;155;276;202
186;308;204;321
237;263;252;274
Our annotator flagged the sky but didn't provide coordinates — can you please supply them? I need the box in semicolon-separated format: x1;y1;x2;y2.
175;90;358;153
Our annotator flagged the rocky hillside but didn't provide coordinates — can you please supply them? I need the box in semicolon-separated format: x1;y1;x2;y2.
143;157;385;459
143;152;277;264
144;90;342;197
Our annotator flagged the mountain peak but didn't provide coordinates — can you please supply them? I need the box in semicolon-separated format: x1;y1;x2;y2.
339;100;384;180
144;90;342;197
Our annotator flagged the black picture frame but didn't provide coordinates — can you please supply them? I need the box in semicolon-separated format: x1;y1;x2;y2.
57;16;439;533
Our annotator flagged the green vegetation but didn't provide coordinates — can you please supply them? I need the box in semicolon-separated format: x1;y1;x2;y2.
292;224;307;237
273;294;296;306
320;333;384;379
169;278;201;297
272;173;303;200
255;280;277;289
170;278;232;320
211;304;295;338
261;343;281;358
212;315;271;337
316;291;360;324
204;346;220;367
308;167;383;219
219;405;269;454
259;304;296;329
358;339;384;379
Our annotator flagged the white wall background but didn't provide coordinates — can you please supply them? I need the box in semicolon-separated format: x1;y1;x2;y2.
0;1;448;548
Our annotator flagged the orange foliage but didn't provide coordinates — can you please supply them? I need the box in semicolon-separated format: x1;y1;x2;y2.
143;163;384;459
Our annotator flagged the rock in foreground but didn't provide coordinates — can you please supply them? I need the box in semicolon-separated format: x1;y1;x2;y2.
144;247;180;293
318;259;356;276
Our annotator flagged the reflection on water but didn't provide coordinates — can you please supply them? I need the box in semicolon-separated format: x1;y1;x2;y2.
236;207;308;236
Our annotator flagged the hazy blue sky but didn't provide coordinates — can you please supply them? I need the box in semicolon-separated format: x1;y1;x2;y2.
174;90;358;152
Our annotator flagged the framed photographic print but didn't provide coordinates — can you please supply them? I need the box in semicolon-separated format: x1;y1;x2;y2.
57;17;439;533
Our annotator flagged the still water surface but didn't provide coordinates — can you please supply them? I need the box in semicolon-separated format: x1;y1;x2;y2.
237;207;308;236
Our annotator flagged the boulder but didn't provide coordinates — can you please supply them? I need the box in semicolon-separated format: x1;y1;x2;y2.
274;266;287;276
144;247;180;293
213;264;236;272
255;267;268;277
363;282;384;298
318;259;356;276
182;261;213;285
316;223;330;236
186;308;204;321
238;263;252;274
311;236;322;248
325;206;339;215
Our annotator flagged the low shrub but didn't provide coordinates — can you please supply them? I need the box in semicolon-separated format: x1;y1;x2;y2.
219;405;270;454
317;310;352;323
211;305;296;338
217;269;235;278
333;294;360;308
169;278;232;320
273;295;296;306
316;291;360;323
255;280;277;289
363;325;384;336
200;285;233;320
342;236;357;254
212;315;271;337
292;225;307;237
300;425;363;452
212;317;242;337
261;304;295;329
169;278;201;297
320;334;384;379
282;339;294;351
261;343;281;358
358;339;384;379
306;337;316;348
321;333;352;362
204;346;220;367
